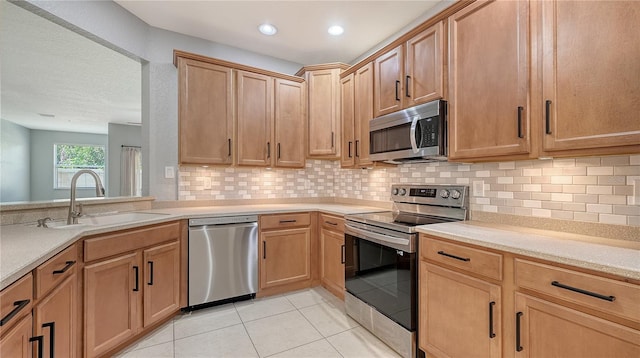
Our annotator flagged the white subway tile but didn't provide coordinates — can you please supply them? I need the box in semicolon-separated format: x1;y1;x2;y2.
586;185;612;195
523;168;542;177
531;209;552;218
586;204;612;214
598;195;628;205
523;200;542;208
598;214;627;225
587;166;614;175
497;177;514;184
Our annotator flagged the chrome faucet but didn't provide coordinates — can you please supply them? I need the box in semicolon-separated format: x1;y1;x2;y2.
67;169;105;224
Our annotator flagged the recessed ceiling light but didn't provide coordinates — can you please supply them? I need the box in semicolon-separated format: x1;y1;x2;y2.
328;25;344;36
258;23;277;36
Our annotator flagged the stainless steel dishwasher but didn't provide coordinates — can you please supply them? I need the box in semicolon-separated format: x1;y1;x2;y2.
187;215;258;309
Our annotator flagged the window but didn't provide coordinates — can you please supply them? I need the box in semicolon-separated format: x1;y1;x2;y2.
54;144;106;189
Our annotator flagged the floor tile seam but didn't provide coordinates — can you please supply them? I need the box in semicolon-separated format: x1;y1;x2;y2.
122;324;176;354
173;322;246;343
323;336;347;358
261;337;333;358
295;303;333;339
323;324;363;340
239;318;262;358
238;306;298;323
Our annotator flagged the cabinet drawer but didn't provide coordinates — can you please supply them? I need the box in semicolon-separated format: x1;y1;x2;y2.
319;213;344;232
260;212;311;230
84;222;180;262
515;259;640;323
36;244;78;298
420;235;503;281
0;273;32;335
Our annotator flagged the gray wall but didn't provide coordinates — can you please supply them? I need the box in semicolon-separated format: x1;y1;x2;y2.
108;123;142;197
29;129;107;201
1;119;31;202
20;0;305;200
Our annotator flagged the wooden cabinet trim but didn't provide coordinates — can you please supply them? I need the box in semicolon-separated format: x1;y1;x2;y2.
0;273;32;337
319;213;345;232
36;244;78;299
421;235;503;281
34;274;77;358
260;212;311;230
174;50;304;83
142;242;181;328
83;222;180;262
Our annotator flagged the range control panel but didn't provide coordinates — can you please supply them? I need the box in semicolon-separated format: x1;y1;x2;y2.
391;184;468;208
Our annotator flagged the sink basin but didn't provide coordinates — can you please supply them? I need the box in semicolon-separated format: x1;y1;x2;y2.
77;212;170;226
37;212;170;229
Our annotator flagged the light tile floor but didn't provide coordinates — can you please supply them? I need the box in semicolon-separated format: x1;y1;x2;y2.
115;286;401;358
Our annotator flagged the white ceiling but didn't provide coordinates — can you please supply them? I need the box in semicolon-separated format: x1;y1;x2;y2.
115;0;441;65
0;1;141;135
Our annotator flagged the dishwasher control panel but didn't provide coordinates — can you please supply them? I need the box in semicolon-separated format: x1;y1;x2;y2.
189;215;258;226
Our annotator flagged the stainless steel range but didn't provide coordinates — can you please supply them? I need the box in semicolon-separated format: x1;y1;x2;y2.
344;184;469;358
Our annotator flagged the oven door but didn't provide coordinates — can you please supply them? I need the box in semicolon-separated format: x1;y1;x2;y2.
344;223;417;331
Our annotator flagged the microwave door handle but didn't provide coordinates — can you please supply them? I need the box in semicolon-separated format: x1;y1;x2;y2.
410;117;420;153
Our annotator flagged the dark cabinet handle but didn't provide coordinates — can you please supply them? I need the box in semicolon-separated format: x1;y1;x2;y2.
133;266;139;292
279;219;297;224
52;260;75;275
437;250;471;262
516;312;523;352
551;281;615;302
517;106;524;138
228;138;232;157
405;76;411;97
341;244;346;264
348;141;352;158
0;299;30;326
43;322;55;358
489;301;496;338
545;100;552;134
148;261;154;286
267;142;271;159
325;221;338;226
277;143;281;159
355;140;360;157
263;241;266;259
30;335;44;358
395;80;400;101
331;132;335;148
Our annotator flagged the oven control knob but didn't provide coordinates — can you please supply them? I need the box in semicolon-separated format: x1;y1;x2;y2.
399;188;407;196
451;190;461;199
392;188;399;195
440;189;450;198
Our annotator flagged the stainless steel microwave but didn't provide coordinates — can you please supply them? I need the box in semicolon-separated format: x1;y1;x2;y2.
369;99;447;164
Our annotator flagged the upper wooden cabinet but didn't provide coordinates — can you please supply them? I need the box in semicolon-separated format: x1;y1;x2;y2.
175;51;306;167
341;63;376;169
297;64;349;160
177;58;233;165
274;79;306;168
539;0;640;156
236;70;273;167
374;21;444;118
448;0;530;161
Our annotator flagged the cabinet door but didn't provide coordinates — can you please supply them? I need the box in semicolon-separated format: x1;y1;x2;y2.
320;228;345;299
260;228;311;289
34;275;77;358
340;73;355;168
143;242;180;328
307;69;340;158
404;21;444;108
514;293;640;357
274;78;305;168
374;45;403;117
178;58;233;165
237;70;273;166
355;63;374;166
0;315;32;358
84;252;140;357
541;1;640;153
448;0;530;160
420;262;501;358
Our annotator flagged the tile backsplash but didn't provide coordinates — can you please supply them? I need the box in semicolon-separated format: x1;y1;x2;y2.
179;154;640;226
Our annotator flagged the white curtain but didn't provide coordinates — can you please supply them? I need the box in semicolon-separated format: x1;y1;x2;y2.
120;146;142;196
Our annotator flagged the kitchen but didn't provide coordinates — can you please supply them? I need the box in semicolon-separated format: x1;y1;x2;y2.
1;0;639;358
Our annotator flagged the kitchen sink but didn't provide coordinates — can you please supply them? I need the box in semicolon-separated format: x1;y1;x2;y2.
36;212;171;229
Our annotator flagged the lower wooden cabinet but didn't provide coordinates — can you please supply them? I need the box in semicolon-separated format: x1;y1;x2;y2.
260;228;311;288
319;214;345;299
0;314;32;358
420;262;502;358
514;293;640;357
83;222;182;357
34;274;78;358
84;252;140;357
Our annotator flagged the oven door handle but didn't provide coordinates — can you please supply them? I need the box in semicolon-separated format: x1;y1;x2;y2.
345;225;412;252
410;117;421;154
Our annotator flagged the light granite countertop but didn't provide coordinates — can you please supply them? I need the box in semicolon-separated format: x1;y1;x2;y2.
0;203;384;290
417;221;640;280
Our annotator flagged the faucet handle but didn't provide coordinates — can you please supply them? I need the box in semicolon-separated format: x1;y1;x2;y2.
37;217;53;228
